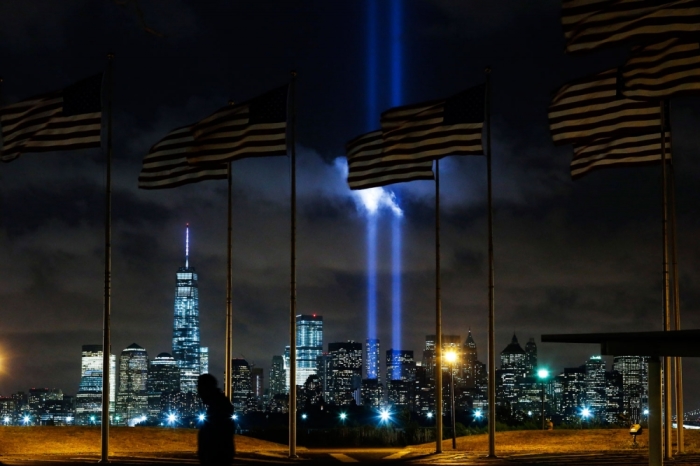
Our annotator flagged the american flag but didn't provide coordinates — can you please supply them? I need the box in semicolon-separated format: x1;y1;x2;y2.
549;68;661;146
0;74;102;162
346;130;434;190
621;39;700;99
138;124;228;190
379;83;485;161
562;0;700;54
571;132;671;178
187;85;288;165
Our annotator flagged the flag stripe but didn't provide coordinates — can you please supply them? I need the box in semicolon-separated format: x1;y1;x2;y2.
0;77;102;162
571;131;671;178
346;130;434;190
621;39;700;98
549;68;661;146
138;125;228;190
562;0;700;54
187;85;288;165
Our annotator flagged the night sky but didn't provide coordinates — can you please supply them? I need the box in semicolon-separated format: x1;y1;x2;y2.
2;1;700;411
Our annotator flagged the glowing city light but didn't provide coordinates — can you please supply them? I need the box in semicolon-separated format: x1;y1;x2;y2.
426;412;433;419
22;415;31;425
537;368;550;379
379;409;391;423
301;413;307;420
3;416;10;424
445;350;458;363
528;411;533;416
581;408;591;419
167;413;178;425
66;416;73;423
474;410;483;419
198;414;206;422
90;415;95;424
232;414;238;421
340;412;347;422
644;409;650;415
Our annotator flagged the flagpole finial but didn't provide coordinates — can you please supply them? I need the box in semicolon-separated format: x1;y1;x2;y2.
107;52;115;61
485;66;491;75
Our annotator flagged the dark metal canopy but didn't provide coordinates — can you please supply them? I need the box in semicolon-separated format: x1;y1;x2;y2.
541;329;700;358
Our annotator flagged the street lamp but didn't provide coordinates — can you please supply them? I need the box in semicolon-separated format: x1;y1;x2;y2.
580;407;591;429
537;368;550;430
339;412;347;424
379;408;391;424
445;350;458;449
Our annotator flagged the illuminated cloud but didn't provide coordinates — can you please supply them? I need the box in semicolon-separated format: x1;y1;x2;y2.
334;158;403;217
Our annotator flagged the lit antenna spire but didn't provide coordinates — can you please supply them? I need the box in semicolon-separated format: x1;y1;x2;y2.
185;223;190;268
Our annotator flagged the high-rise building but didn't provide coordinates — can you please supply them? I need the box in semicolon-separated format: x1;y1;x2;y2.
424;334;461;377
296;314;323;386
328;341;363;406
269;355;286;396
284;346;291;392
116;344;149;425
199;347;209;375
365;338;380;382
172;225;202;393
585;355;607;421
386;349;415;408
251;367;264;412
525;338;537;376
612;355;649;423
75;345;116;425
231;358;252;414
498;334;527;410
146;352;180;417
463;331;478;388
316;353;332;402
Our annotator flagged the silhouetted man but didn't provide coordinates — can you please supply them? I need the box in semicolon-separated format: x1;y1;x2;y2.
197;374;235;466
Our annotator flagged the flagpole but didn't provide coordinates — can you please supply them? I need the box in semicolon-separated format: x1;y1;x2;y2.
659;101;672;460
670;163;684;451
289;71;298;459
435;158;443;454
485;66;496;459
100;52;114;465
225;160;233;400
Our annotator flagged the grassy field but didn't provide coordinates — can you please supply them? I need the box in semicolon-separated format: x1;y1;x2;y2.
1;427;699;457
419;428;700;454
0;426;286;456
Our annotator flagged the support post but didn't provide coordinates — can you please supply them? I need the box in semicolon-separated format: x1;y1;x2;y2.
435;159;443;454
289;72;298;459
225;162;233;400
659;102;672;460
100;53;115;465
485;67;497;459
649;357;663;466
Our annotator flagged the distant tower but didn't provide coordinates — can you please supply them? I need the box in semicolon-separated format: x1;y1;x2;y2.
75;345;116;425
199;347;209;375
365;338;380;382
269;355;286;396
147;352;180;418
172;224;201;393
463;330;478;388
328;341;363;405
296;314;323;386
231;358;252;414
386;349;415;408
525;337;537;376
585;355;607;420
116;343;149;425
612;355;649;423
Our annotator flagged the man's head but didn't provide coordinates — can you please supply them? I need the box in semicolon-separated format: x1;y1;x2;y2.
197;373;219;404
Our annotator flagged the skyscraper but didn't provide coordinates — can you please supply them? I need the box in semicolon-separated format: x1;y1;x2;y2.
269;355;286;396
172;225;201;393
231;358;252;414
386;349;415;408
525;338;537;376
116;343;149;425
328;341;363;405
365;338;380;382
147;352;180;417
585;355;607;421
296;314;323;386
463;331;478;388
75;345;116;425
612;355;649;423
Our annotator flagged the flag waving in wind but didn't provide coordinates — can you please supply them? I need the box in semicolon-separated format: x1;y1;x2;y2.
138;124;228;190
187;85;288;165
0;74;103;162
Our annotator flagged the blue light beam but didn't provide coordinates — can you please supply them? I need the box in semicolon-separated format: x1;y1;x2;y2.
390;0;403;107
391;213;402;381
366;0;378;131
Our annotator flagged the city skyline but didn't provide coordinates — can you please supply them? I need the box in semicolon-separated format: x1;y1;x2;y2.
1;1;700;417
